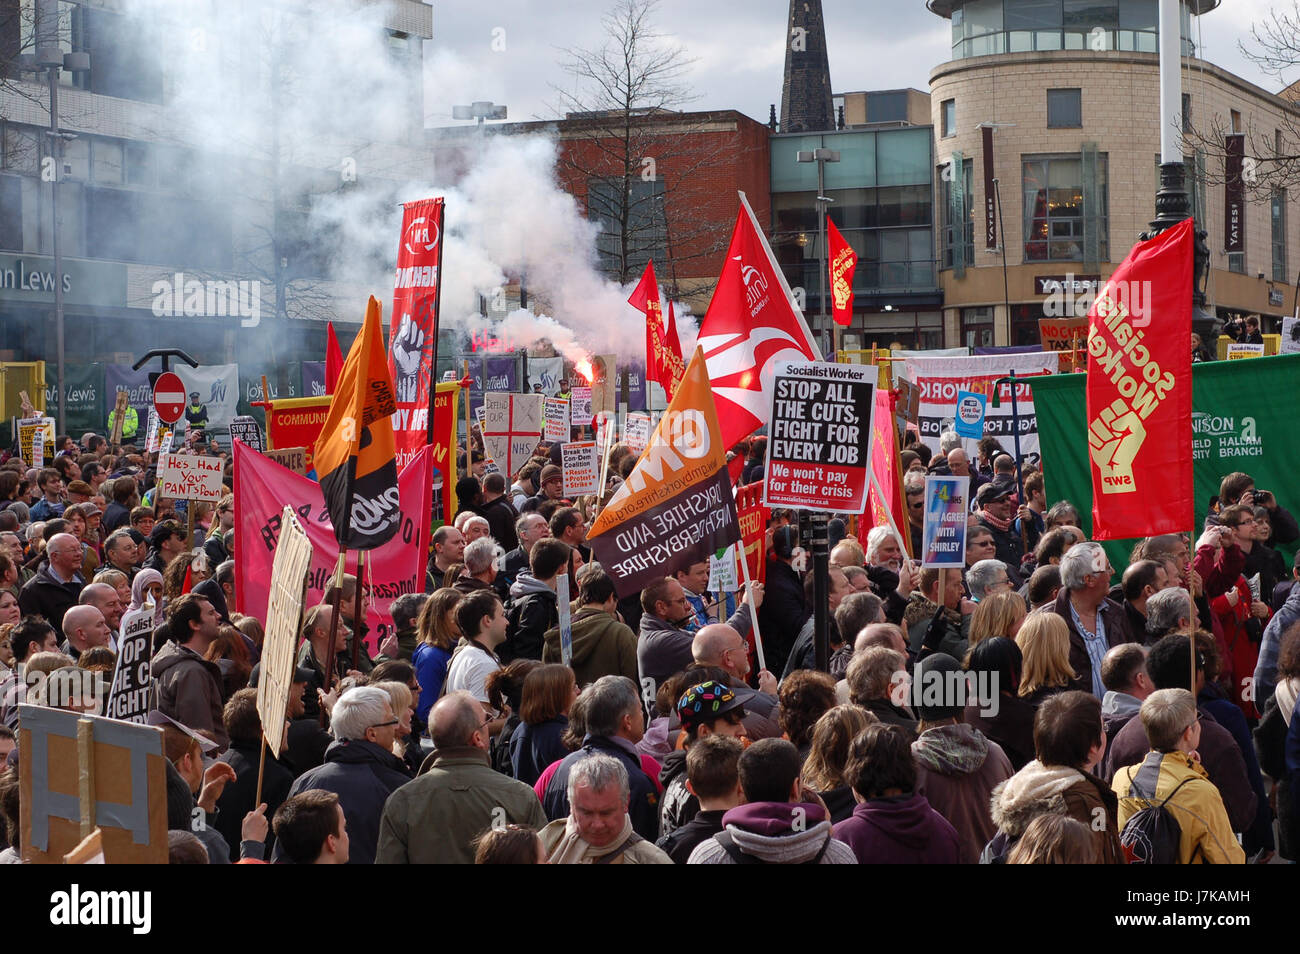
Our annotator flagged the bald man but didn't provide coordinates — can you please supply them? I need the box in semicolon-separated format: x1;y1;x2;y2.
692;624;779;726
80;582;124;639
19;532;86;638
62;605;111;660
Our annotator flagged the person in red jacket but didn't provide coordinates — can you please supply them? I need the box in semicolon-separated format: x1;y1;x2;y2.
1210;506;1270;719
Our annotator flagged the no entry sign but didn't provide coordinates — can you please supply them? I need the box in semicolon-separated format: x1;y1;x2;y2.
153;371;186;424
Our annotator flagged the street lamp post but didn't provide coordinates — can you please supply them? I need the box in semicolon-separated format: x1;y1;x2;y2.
21;1;89;435
796;148;840;358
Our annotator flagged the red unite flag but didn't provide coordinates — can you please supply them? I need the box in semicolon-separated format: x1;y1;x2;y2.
1086;218;1194;539
827;217;857;327
698;192;821;449
388;197;444;470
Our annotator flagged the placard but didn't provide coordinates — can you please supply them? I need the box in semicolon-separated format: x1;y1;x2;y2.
228;414;265;453
544;397;570;442
561;441;599;497
590;353;617;416
483;392;543;479
921;475;969;568
17;416;54;467
624;412;651;452
707;544;739;593
570;386;593;426
953;389;987;439
1283;316;1300;355
157;428;174;456
1039;315;1089;369
557;573;572;668
762;360;875;513
264;446;308;475
104;606;155;723
157;453;224;502
257;507;313;758
144;407;162;453
1226;342;1265;360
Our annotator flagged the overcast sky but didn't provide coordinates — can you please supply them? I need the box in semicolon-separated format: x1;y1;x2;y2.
423;0;1299;129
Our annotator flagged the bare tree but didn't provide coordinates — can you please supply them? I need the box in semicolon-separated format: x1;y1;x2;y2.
1181;1;1300;196
550;0;734;301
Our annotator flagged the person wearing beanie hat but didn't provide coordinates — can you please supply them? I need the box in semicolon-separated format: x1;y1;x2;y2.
909;652;1014;863
535;465;564;502
658;680;747;844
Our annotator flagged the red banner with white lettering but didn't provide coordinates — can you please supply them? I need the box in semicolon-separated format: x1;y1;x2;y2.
1086;218;1193;539
388;197;444;470
233;442;433;653
827;217;857;327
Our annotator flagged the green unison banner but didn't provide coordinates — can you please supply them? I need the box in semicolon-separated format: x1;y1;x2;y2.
1032;353;1300;570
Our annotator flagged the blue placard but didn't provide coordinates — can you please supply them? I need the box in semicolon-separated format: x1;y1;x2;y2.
953;390;987;439
922;475;969;569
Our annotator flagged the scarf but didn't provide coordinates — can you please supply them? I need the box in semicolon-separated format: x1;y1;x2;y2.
1277;676;1300;726
547;813;634;865
979;509;1012;532
128;568;165;625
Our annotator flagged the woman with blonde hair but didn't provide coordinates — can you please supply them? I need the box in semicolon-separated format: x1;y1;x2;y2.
1015;612;1076;706
373;680;416;769
801;704;879;822
965;591;1027;663
1006;813;1097;864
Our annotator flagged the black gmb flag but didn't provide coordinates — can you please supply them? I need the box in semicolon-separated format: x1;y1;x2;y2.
315;296;401;550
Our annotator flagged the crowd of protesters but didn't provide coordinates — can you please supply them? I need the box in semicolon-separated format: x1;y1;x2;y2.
0;421;1295;866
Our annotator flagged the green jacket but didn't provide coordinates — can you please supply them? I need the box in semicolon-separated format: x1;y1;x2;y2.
375;747;547;864
542;605;639;687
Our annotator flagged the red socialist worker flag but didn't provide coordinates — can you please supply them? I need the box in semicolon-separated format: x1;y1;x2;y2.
388;197;444;470
1086;217;1193;539
827;216;857;327
698;192;821;449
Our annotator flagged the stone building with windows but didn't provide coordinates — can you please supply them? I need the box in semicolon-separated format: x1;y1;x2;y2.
927;0;1299;348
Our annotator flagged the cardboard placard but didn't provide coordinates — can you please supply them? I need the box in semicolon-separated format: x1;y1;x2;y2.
157;453;224;502
762;360;875;513
921;475;969;568
228;415;265;453
264;446;308;475
561;441;599;497
1038;315;1089;368
570;387;593;426
19;706;168;864
624;412;651;453
104;605;156;723
544;397;570;443
256;507;314;758
483;392;543;479
590;353;617;416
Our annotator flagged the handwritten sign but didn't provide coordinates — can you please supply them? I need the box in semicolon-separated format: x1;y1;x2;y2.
265;446;308;475
624;412;651;453
484;392;543;479
157;453;224;502
544;397;570;442
561;441;599;497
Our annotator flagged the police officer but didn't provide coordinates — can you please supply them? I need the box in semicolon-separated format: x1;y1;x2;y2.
185;391;209;430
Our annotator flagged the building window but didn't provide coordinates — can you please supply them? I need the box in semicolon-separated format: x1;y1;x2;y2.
1182;93;1191;133
1047;89;1082;128
942;99;956;138
961;306;994;349
1273;191;1287;281
940;155;973;271
1228;252;1245;275
587;176;666;281
1023;152;1108;262
1230;110;1242;134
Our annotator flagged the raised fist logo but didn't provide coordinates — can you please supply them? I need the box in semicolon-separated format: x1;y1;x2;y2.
391;315;424;404
1089;398;1146;493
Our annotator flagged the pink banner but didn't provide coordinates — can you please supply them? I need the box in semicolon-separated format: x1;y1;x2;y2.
866;388;909;556
233;441;433;653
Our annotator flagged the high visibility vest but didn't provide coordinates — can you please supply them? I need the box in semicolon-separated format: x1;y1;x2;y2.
108;406;138;438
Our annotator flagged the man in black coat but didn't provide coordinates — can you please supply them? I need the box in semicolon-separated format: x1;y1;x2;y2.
973;483;1025;586
214;688;294;858
477;472;519;552
757;526;808;676
18;533;85;638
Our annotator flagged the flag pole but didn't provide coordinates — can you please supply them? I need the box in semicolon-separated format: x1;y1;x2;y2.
426;201;446;446
738;547;767;675
319;550;347;727
463;360;472;479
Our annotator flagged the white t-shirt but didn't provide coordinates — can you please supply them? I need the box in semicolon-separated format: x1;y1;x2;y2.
445;643;500;704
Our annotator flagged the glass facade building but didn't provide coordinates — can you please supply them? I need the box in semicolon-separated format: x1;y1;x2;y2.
943;0;1201;59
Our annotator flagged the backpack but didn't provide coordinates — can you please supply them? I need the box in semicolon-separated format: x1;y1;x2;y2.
1119;752;1203;864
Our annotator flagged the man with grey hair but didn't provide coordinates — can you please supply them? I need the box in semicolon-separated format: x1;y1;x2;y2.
539;753;672;863
278;686;412;865
542;675;660;839
454;536;500;597
846;647;916;732
376;690;546;864
1144;587;1194;644
966;559;1012;602
19;532;84;638
1051;541;1134;699
502;512;550;590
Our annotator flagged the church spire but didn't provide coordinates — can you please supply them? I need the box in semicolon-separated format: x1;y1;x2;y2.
780;0;834;134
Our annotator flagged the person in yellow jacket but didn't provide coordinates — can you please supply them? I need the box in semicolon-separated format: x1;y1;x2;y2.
107;402;138;440
1112;688;1246;864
